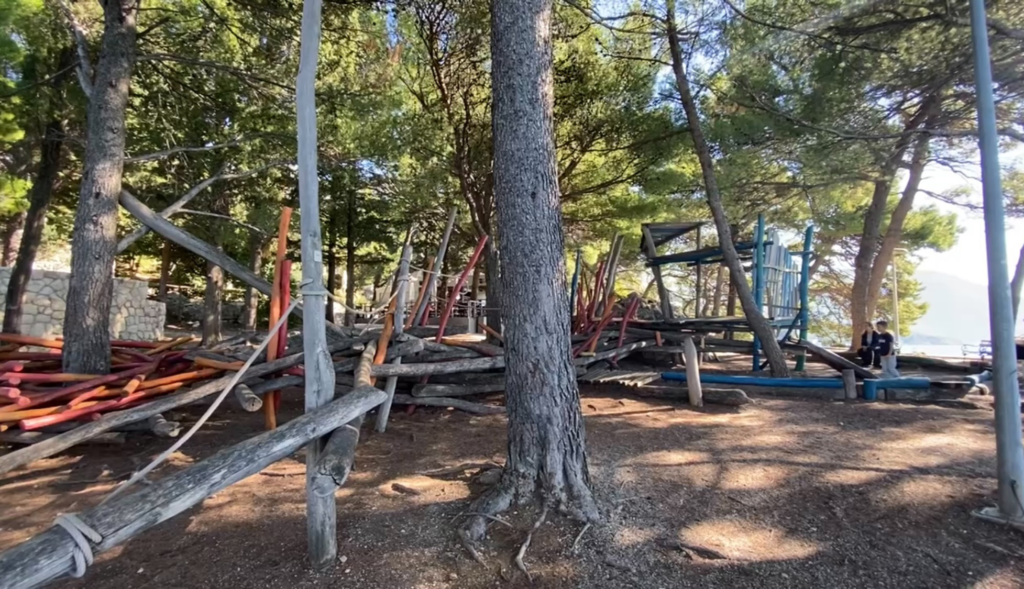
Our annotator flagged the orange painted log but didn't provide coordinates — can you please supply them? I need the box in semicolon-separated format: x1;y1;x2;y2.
110;339;160;349
20;382;186;431
1;372;99;385
479;322;504;344
0;334;63;349
144;336;194;357
194;357;245;371
137;368;220;391
264;206;292;430
0;364;153;414
0;402;100;422
63;386;110;408
274;259;292;411
0;351;60;362
405;256;435;330
0;387;22;400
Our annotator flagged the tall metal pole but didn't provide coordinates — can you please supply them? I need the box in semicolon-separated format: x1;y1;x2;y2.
968;0;1024;524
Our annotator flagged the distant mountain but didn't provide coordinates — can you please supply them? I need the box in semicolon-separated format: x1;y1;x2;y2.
911;270;1024;345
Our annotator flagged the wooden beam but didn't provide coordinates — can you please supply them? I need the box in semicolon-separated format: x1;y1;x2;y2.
370;355;504;378
0;386;385;588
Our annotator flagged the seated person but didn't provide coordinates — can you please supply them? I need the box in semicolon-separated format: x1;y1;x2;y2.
858;322;879;368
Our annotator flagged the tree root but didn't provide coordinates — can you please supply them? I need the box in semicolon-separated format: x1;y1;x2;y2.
515;506;548;582
572;522;591;553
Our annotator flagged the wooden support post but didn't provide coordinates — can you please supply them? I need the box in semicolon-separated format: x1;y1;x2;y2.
642;226;673;319
842;369;857;400
376;244;412;432
314;341;376;492
682;336;703;407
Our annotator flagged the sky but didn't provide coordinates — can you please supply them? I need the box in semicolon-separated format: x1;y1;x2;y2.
914;147;1024;288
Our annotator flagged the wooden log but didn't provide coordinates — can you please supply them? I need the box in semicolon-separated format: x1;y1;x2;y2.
682;337;703;407
233;383;262;412
377;244;413;432
194;357;245;372
332;338;425;374
478;322;504;344
371;355;504;378
146;414;180;438
390;394;503;415
0;431;127;446
0;347;329;475
413;207;457;326
406;255;434;330
585;382;752;406
574;339;654;366
404;348;480;363
0;386;386;587
314;341;377;493
411;381;506;397
0;334;63;350
118;190;346;338
264;207;292;430
1;373;96;384
0;364;154;414
842;369;857;400
440;339;504;358
144;336;194;357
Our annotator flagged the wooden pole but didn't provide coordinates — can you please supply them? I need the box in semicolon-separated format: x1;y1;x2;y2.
842;369;857;400
682;336;703;407
642;225;673;319
263;207;292;429
295;0;338;566
412;207;457;326
314;341;376;492
405;255;433;330
0;387;385;589
376;244;412;432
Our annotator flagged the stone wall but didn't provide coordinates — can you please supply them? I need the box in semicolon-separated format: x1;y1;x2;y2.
0;268;165;341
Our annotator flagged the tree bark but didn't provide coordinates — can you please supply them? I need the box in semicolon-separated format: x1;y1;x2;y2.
63;0;138;374
1011;240;1024;324
325;214;337;323
3;120;64;334
344;189;357;327
665;0;789;376
484;237;502;336
0;213;26;267
202;191;230;345
158;240;171;301
242;232;262;332
710;265;726;317
865;132;931;322
467;0;598;541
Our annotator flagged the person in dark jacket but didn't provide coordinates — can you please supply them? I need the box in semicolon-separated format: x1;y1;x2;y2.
858;322;880;368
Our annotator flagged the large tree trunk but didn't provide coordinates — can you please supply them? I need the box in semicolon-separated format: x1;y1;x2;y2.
3;120;64;334
344;189;356;327
483;237;502;337
0;213;26;267
467;0;598;541
241;232;263;332
848;99;936;348
63;0;138;374
1012;241;1024;324
666;0;788;376
864;132;930;322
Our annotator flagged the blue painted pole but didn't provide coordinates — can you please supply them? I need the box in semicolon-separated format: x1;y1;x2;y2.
569;248;581;328
795;224;814;371
968;0;1024;523
751;214;766;371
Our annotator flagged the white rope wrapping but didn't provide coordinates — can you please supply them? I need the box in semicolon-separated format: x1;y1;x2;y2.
53;513;102;578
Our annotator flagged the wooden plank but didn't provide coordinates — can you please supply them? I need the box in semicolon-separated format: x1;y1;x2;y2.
0;387;386;588
800;340;875;380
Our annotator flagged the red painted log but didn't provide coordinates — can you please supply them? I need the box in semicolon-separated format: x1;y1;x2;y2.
435;235;488;343
0;334;63;349
0;364;154;414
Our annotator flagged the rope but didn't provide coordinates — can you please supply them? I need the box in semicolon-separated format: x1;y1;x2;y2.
410;264;462;280
53;513;102;578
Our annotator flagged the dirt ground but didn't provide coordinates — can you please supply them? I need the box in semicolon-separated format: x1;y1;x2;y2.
2;386;1023;588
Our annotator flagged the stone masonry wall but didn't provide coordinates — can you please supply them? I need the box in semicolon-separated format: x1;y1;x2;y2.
0;268;165;341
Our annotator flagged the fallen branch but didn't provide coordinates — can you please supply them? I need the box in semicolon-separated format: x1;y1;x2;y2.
390;394;504;415
411;381;506;398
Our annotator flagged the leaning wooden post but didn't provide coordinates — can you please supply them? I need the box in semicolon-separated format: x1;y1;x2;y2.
295;0;337;569
413;207;457;326
682;336;703;407
376;244;412;432
263;207;292;429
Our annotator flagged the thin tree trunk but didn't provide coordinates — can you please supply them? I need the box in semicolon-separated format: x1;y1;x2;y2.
202;191;230;345
3;120;64;334
344;190;357;327
467;0;598;541
710;265;726;317
865;132;930;322
848;98;937;349
63;0;138;374
666;0;788;376
0;213;26;267
242;232;262;332
1012;241;1024;324
325;216;337;323
158;240;171;301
